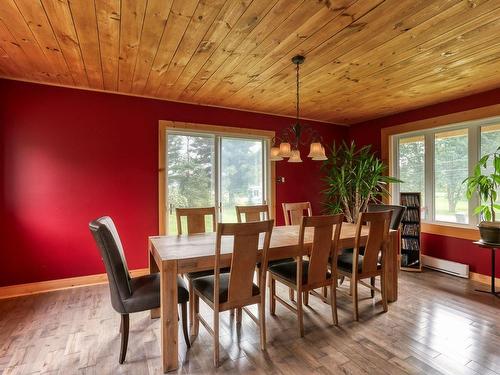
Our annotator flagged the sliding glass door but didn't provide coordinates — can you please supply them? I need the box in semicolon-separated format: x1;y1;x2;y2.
165;131;269;234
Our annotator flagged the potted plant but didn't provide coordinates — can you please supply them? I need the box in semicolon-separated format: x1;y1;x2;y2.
463;146;500;244
322;141;400;223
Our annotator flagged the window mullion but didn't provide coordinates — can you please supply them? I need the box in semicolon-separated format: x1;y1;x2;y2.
468;126;479;225
425;133;434;222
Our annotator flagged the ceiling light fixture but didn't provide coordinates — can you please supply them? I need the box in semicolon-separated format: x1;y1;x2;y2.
270;55;327;163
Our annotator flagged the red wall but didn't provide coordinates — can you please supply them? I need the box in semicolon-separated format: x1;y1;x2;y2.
0;79;346;287
349;88;500;278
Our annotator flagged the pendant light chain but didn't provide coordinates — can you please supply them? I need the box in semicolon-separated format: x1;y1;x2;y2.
269;54;327;162
296;60;300;124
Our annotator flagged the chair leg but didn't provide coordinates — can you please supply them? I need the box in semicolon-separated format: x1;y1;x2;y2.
193;294;200;336
213;310;220;367
119;314;129;364
303;290;309;306
188;280;194;333
180;302;190;348
352;279;359;321
339;276;345;285
331;279;338;326
297;288;304;337
323;286;328;299
289;288;295;301
270;277;276;316
236;308;243;324
370;277;375;298
381;273;388;313
258;295;266;351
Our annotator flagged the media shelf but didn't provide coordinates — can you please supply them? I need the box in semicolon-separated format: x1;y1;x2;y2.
400;192;422;272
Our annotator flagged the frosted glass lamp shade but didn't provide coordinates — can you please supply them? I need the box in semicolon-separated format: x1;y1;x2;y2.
312;145;328;161
279;142;292;157
288;149;303;163
307;142;323;158
270;146;283;161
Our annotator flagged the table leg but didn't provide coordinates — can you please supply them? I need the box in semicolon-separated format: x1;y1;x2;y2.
161;260;178;372
386;231;399;302
149;244;160;319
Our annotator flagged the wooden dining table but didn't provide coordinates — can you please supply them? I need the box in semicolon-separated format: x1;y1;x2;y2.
148;223;399;372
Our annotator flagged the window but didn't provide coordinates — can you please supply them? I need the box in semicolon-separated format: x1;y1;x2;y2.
392;117;500;226
434;129;468;223
164;129;271;234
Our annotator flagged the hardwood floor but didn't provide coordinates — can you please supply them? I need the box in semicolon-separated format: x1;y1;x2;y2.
0;270;498;374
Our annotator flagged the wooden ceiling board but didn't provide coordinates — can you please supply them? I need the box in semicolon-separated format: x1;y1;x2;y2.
1;0;499;124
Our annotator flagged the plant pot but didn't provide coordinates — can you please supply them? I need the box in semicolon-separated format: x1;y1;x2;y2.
478;221;500;244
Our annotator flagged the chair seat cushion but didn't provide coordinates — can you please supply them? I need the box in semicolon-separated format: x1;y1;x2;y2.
337;253;381;273
341;247;365;256
123;273;189;313
268;260;331;285
192;273;259;303
186;267;230;280
257;257;294;268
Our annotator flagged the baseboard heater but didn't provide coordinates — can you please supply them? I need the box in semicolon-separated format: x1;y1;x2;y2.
421;255;469;278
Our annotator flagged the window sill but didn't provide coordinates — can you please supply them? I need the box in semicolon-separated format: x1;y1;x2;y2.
421;222;479;241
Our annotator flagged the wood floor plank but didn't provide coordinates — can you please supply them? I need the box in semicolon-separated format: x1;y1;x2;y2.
0;270;499;374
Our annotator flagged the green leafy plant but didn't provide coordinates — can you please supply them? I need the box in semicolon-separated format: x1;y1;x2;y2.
463;146;500;222
322;141;401;223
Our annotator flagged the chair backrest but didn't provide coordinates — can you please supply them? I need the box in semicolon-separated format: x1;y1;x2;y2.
235;204;269;223
298;215;343;287
367;204;406;230
354;211;392;275
176;207;216;235
89;216;131;313
282;202;312;226
214;220;274;307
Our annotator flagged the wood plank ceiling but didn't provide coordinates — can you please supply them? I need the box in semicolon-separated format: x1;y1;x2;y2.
0;0;499;124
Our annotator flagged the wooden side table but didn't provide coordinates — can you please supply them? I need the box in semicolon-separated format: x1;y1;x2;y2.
473;241;499;298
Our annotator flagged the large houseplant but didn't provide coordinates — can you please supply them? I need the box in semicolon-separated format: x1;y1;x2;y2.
463;146;500;244
322;141;400;223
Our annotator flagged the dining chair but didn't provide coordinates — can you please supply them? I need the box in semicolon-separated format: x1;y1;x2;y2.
176;207;231;333
282;201;312;226
336;210;392;321
367;204;406;230
339;204;405;291
235;204;269;223
89;216;190;364
235;204;292;289
191;220;274;367
176;207;217;235
281;202;313;300
268;214;343;337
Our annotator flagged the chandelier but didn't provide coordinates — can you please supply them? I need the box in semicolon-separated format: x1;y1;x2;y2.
270;55;327;163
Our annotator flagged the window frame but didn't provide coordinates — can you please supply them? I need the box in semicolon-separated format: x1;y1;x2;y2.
391;115;500;228
158;120;275;235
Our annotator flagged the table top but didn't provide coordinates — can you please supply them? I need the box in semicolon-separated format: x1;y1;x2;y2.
149;223;391;262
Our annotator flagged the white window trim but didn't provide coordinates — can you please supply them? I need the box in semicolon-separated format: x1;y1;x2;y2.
391;115;500;228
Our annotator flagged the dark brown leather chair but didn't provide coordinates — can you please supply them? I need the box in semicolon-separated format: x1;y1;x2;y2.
89;216;190;364
367;204;406;230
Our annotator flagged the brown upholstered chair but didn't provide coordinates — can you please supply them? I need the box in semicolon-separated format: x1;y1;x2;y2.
336;210;392;320
192;220;274;366
268;214;343;336
89;216;190;364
